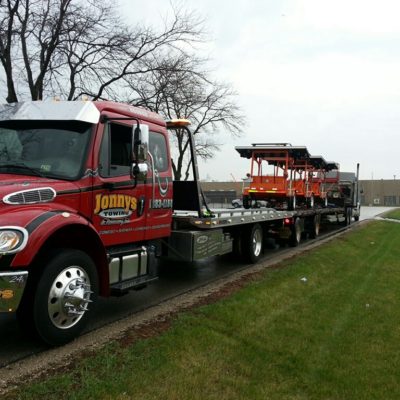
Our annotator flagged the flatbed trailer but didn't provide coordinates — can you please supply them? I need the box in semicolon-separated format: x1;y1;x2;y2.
166;204;354;264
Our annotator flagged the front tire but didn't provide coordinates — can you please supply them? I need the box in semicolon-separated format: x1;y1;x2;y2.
18;249;98;346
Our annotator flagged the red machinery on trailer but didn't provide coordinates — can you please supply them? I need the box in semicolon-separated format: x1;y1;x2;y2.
235;143;310;210
235;143;347;211
307;156;337;207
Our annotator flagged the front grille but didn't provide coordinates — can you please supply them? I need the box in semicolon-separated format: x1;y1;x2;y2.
3;187;56;205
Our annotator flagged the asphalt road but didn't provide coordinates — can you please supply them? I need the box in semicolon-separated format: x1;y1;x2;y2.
0;205;391;366
359;206;392;220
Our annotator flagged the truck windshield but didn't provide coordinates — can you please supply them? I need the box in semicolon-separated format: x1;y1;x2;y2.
0;120;92;180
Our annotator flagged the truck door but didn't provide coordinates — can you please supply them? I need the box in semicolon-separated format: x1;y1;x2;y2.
145;130;173;240
92;120;147;246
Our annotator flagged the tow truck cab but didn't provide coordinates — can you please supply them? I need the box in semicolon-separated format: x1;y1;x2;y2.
0;100;176;345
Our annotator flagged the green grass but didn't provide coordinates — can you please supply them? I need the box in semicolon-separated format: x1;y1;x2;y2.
383;208;400;220
6;221;400;400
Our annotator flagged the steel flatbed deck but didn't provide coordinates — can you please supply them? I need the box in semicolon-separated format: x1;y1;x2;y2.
172;206;347;230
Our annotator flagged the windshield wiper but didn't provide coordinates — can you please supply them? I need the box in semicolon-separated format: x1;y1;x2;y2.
0;162;46;178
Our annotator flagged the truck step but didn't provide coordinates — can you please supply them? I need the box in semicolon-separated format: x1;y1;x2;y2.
110;275;158;294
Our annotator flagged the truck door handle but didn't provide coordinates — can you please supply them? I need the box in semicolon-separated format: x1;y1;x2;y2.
137;196;145;217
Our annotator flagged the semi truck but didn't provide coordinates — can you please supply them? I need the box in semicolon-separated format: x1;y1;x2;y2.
0;100;358;345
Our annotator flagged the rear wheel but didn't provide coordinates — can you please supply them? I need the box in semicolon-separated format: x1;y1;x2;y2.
243;195;250;209
345;207;352;226
309;214;321;239
307;195;315;209
289;218;302;247
242;223;263;263
17;249;98;346
288;195;297;211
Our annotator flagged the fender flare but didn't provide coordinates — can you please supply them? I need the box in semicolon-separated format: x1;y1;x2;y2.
11;211;110;296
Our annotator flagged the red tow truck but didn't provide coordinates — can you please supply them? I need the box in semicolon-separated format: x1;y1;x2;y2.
0;100;301;345
0;100;359;345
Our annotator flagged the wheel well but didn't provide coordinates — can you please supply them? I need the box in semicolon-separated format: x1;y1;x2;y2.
30;224;109;296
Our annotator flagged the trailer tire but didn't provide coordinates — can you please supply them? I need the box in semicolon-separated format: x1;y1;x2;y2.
17;249;98;346
289;218;302;247
242;223;263;263
288;195;297;211
345;207;352;226
307;195;315;209
309;214;321;239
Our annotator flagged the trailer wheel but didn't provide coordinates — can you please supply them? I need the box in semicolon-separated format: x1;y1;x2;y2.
17;249;98;346
307;195;315;209
289;218;302;247
288;195;296;211
309;214;321;239
242;223;263;263
345;207;352;226
243;195;250;209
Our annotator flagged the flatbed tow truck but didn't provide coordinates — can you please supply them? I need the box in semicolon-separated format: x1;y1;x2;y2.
0;100;359;345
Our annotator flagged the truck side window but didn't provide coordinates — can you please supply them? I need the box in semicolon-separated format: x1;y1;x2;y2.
149;132;168;172
99;123;132;177
0;128;22;161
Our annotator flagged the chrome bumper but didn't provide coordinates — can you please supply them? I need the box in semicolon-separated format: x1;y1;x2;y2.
0;271;28;312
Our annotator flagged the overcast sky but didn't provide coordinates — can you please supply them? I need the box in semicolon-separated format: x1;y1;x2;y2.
121;0;400;181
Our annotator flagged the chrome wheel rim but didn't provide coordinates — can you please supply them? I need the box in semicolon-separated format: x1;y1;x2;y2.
252;229;262;257
48;266;92;329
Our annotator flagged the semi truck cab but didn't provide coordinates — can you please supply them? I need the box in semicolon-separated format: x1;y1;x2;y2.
0;100;176;345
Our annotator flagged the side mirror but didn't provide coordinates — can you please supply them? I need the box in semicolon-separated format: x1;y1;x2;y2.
132;162;148;181
132;124;149;164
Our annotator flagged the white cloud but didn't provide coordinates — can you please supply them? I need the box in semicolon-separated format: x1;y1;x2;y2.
231;53;400;106
120;0;400;180
290;0;400;34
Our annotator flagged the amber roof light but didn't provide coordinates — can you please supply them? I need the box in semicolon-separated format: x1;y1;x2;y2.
166;119;191;129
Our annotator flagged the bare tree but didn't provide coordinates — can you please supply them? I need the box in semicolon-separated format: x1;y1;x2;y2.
0;0;205;102
132;55;244;180
0;0;21;102
0;1;243;179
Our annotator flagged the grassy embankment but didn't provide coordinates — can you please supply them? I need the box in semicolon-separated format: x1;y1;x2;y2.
383;208;400;220
6;220;400;400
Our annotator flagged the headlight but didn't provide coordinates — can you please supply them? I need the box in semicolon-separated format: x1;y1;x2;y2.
0;227;28;254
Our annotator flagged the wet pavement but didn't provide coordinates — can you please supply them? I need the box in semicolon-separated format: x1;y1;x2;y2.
359;206;392;220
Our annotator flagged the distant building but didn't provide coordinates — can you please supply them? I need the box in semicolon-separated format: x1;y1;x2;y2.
359;180;400;206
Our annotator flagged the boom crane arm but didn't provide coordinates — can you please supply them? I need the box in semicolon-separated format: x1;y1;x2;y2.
166;119;212;218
